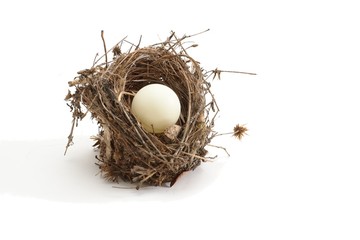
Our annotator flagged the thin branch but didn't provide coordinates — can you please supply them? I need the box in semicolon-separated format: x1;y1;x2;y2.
135;35;142;50
207;144;230;157
217;70;257;75
64;118;76;155
101;30;108;68
185;28;210;38
92;53;99;67
93;35;128;66
213;132;233;137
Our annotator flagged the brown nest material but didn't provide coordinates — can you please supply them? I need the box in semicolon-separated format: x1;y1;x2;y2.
65;30;249;188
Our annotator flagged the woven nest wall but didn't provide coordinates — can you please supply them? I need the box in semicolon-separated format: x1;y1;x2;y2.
65;31;248;188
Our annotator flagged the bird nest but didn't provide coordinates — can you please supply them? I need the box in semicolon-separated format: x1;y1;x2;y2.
65;30;248;188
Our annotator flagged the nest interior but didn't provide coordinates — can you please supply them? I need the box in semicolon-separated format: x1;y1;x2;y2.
65;32;220;188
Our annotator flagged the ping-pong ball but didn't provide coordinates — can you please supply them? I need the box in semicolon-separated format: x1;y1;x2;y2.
131;84;181;133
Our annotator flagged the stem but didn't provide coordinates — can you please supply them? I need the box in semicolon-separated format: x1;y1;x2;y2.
219;70;257;75
214;132;233;137
207;144;230;157
64;118;76;155
101;30;108;68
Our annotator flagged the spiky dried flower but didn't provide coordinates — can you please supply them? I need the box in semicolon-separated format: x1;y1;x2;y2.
233;124;247;140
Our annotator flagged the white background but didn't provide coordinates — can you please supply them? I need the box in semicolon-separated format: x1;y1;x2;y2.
0;0;359;239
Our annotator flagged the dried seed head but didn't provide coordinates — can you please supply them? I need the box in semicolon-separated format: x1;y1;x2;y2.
113;45;121;57
233;124;247;140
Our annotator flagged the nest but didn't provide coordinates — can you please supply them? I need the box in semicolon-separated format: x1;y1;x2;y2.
65;31;248;188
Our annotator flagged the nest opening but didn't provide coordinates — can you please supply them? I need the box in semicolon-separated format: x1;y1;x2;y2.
65;31;244;188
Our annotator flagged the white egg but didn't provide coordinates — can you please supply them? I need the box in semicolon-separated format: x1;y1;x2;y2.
131;84;181;133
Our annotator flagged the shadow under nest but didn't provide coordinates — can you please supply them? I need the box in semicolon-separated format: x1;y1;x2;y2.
65;32;221;188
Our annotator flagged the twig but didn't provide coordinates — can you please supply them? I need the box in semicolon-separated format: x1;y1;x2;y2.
101;30;108;68
92;53;99;67
154;29;210;53
207;68;257;80
213;132;233;137
135;35;142;50
64;118;76;155
93;35;128;66
207;144;230;156
182;151;211;162
216;70;257;75
185;28;210;38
